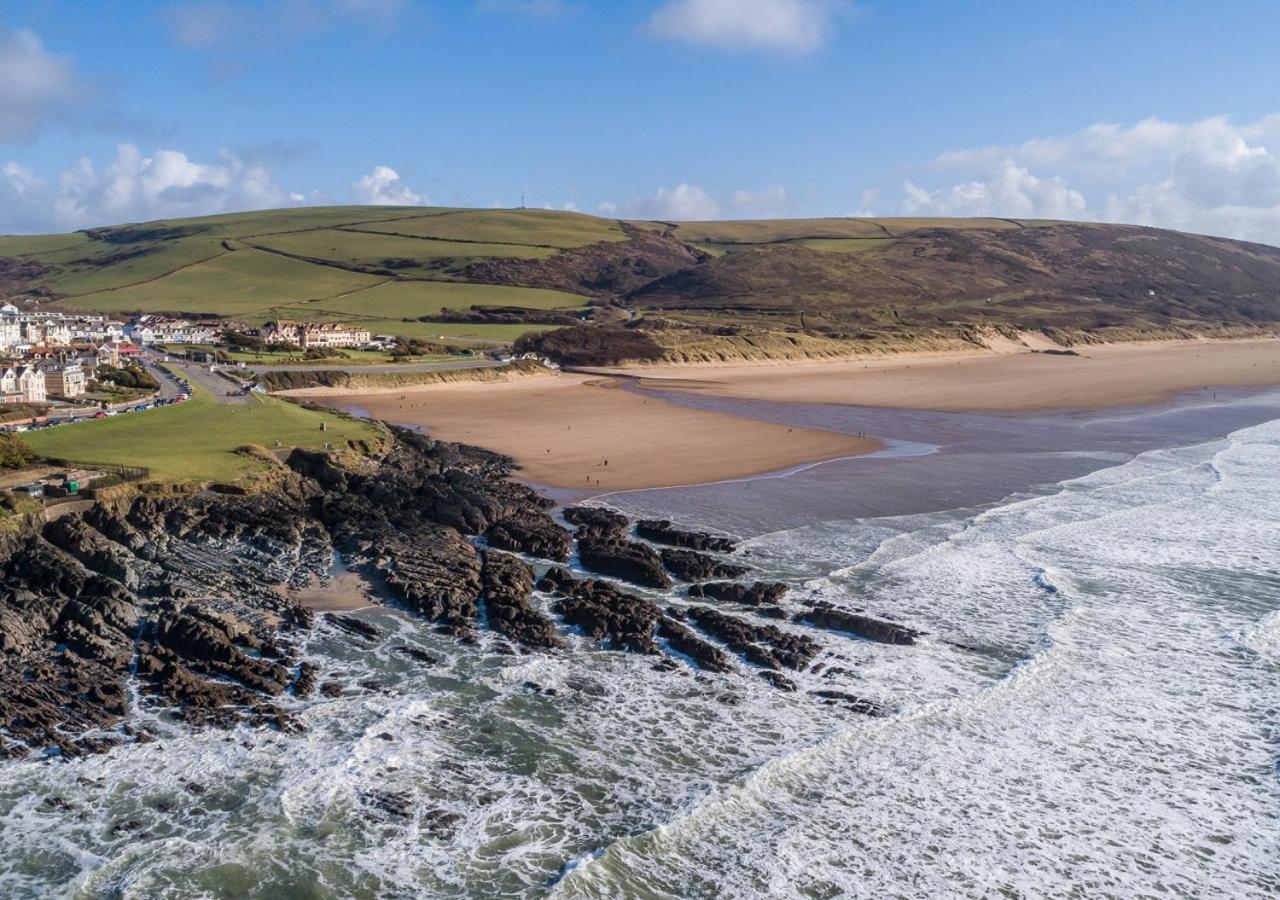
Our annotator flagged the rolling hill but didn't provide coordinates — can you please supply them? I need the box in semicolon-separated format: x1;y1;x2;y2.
2;206;1278;358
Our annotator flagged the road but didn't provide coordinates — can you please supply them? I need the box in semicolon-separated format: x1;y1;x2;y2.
246;359;507;375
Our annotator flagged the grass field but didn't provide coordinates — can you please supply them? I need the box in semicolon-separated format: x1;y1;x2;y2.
71;248;384;316
348;209;626;247
247;228;556;267
289;279;587;319
25;379;380;482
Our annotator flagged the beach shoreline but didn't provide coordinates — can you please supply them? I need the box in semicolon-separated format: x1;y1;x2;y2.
302;338;1280;492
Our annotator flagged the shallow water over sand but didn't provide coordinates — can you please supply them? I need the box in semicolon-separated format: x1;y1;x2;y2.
2;393;1278;898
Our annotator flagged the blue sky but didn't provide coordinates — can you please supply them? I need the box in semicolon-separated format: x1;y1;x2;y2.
3;0;1280;242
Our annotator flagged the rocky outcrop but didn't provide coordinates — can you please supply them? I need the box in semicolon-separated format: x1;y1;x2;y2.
689;581;788;606
660;548;748;582
796;603;924;645
538;567;660;654
685;605;820;672
480;550;560;650
577;533;671;589
657;615;733;673
636;520;737;553
484;510;571;562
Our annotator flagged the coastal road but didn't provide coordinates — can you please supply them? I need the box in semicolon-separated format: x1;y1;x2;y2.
247;359;507;375
150;356;251;405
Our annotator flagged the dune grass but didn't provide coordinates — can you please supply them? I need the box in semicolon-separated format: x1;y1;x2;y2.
25;379;380;483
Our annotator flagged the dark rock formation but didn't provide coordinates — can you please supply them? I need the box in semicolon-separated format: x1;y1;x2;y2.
808;689;888;717
685;605;820;671
657;615;733;673
659;548;749;582
636;519;737;553
480;550;560;650
689;581;788;606
484;510;571;561
562;505;628;536
577;533;670;589
796;603;923;645
538;567;660;654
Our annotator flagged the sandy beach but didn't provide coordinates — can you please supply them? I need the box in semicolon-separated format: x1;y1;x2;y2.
312;375;879;491
604;338;1280;412
304;339;1280;492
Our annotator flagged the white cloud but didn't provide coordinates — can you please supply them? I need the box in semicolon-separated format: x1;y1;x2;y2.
350;165;426;205
0;27;83;143
603;183;721;219
903;114;1280;245
0;143;298;232
902;160;1088;220
600;183;790;219
731;184;788;215
648;0;834;55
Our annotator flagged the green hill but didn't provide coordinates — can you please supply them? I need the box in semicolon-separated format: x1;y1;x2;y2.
3;206;1279;356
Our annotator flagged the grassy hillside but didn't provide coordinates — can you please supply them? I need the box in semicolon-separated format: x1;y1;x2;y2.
3;206;1279;358
25;376;380;482
0;206;604;343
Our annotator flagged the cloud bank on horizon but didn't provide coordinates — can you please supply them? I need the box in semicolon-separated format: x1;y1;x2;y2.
2;2;1280;246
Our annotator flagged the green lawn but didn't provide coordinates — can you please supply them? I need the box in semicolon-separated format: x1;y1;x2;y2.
26;379;380;483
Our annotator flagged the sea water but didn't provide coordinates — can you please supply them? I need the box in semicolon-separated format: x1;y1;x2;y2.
1;401;1278;898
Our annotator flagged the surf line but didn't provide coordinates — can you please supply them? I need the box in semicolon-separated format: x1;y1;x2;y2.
585;438;937;502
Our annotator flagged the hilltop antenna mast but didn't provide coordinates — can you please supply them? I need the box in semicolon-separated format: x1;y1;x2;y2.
520;186;526;209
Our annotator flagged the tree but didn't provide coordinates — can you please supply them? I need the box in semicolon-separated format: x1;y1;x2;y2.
0;433;34;469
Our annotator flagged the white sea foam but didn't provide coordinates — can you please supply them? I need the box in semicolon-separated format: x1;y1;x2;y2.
1;421;1277;898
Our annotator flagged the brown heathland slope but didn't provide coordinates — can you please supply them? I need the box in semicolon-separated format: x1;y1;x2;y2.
627;224;1280;331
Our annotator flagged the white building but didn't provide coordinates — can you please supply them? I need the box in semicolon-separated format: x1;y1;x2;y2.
261;320;372;349
10;366;46;403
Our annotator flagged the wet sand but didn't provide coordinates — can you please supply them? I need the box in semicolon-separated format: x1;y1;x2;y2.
601;339;1280;412
289;569;380;612
309;375;879;491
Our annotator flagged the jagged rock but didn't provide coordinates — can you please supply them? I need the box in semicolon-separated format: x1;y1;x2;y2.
685;606;820;671
808;689;888;716
562;506;628;536
484;510;571;561
540;569;660;653
689;581;788;606
758;670;797;691
323;613;381;641
636;520;736;553
660;548;749;582
657;615;732;673
577;533;671;589
796;603;923;645
480;550;561;649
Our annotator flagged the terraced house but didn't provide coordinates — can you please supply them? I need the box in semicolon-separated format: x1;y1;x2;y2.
260;320;372;349
0;366;46;404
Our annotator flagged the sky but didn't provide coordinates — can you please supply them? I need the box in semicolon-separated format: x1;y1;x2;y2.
2;0;1280;242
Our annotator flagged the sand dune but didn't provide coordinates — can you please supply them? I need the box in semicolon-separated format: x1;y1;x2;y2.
608;339;1280;412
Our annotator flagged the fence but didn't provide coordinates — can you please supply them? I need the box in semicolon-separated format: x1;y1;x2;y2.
37;458;150;488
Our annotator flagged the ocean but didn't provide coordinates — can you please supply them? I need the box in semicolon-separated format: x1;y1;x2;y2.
2;391;1278;898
